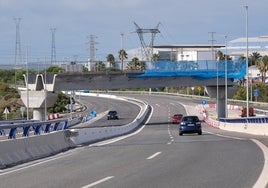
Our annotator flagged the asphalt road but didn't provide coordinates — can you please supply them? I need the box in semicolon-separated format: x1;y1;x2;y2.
75;95;141;127
0;94;266;188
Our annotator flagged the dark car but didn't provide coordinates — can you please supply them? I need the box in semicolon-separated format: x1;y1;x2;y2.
107;110;119;120
179;115;202;136
172;114;183;124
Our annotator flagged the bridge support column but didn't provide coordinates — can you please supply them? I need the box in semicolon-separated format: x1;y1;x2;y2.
21;90;58;121
205;86;237;119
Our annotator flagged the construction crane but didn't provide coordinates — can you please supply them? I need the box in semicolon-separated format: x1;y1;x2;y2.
133;22;160;61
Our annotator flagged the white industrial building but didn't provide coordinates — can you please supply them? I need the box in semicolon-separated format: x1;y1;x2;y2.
228;36;268;58
126;44;224;62
153;44;224;61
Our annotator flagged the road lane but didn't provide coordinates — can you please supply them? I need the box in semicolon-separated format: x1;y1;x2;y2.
0;94;265;188
75;96;141;127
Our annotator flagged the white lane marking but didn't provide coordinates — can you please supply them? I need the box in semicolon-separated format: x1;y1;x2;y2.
0;152;74;176
155;104;160;107
205;131;268;187
251;139;268;188
147;152;162;160
81;176;114;188
204;131;246;140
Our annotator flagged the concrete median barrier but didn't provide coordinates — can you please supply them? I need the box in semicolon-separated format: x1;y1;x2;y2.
69;104;150;145
0;94;150;169
0;131;75;169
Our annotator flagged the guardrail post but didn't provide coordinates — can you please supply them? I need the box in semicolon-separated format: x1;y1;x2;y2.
62;121;68;130
33;125;42;135
22;126;31;137
53;122;60;131
8;128;17;139
0;129;5;136
44;123;52;133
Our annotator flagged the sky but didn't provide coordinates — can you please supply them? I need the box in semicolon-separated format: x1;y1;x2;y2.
0;0;267;64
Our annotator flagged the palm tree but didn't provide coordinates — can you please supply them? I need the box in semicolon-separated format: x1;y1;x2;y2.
216;50;232;61
250;52;262;66
152;53;160;61
216;51;224;60
106;54;115;68
118;49;128;70
256;55;268;83
127;57;141;71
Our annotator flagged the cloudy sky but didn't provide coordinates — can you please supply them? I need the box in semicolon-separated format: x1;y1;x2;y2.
0;0;267;64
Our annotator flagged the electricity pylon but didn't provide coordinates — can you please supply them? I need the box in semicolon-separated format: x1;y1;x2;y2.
133;22;160;61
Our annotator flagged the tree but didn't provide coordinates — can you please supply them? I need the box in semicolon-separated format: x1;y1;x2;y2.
216;50;232;61
256;55;268;83
106;54;115;68
239;55;246;61
152;53;160;61
46;66;65;73
127;57;144;71
118;49;128;70
95;61;106;72
249;52;262;66
216;51;224;60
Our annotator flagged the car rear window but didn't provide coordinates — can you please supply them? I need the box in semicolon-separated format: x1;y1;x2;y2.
183;116;199;122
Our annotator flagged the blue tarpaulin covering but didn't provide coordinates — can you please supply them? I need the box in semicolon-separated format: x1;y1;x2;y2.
134;60;246;80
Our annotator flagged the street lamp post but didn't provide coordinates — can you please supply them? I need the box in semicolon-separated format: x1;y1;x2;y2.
225;35;228;118
26;47;29;120
243;5;249;118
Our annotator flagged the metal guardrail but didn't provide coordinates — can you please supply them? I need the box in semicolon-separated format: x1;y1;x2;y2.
0;119;68;139
220;116;268;124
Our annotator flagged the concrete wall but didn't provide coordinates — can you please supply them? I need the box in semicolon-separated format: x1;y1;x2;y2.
0;131;75;169
0;95;150;169
69;104;150;145
203;112;268;136
68;93;150;145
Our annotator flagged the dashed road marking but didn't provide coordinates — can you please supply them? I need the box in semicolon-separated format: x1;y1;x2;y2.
81;176;114;188
147;152;162;160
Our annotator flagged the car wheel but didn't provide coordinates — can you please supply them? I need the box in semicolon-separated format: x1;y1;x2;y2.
179;132;183;136
198;131;202;135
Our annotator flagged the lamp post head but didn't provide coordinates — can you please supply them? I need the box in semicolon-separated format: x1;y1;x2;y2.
243;5;248;8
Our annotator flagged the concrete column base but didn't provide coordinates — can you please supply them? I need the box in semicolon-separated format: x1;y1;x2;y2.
21;90;58;120
205;86;237;119
33;108;46;121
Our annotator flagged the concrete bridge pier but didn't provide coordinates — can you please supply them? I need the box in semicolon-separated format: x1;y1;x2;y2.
21;90;58;120
205;86;237;119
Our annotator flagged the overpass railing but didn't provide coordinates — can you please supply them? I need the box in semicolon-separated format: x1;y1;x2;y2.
0;119;68;139
219;116;268;124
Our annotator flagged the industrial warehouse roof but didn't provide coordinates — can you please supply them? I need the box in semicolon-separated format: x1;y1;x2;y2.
229;36;268;43
153;44;225;49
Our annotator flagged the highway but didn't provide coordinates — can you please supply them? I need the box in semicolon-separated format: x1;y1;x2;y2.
0;94;267;188
74;96;141;127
